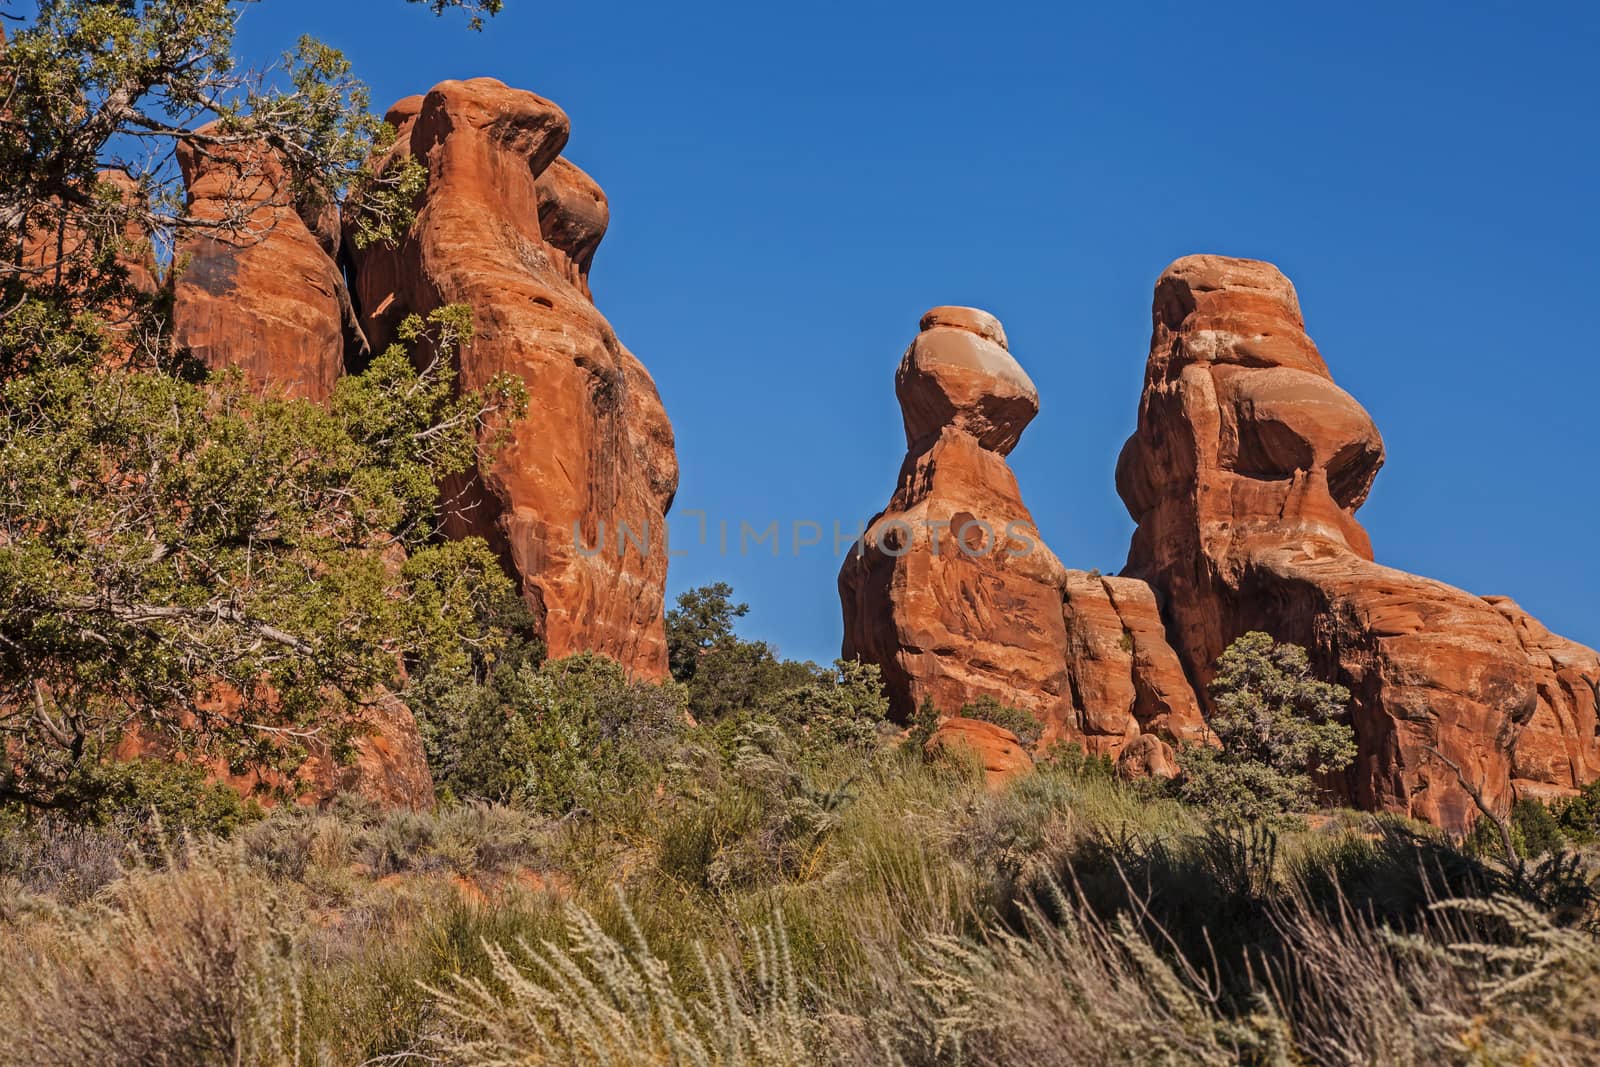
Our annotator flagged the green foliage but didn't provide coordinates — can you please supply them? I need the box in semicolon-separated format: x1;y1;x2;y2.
907;693;941;749
1467;787;1600;860
759;658;891;753
58;758;263;840
0;2;521;811
1041;740;1117;780
1552;778;1600;845
1;0;504;314
4;736;1600;1064
667;581;870;730
957;693;1044;747
404;0;506;31
414;652;687;814
0;308;526;808
665;581;748;683
1176;631;1357;825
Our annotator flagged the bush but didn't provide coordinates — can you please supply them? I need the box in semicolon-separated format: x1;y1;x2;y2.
760;658;892;753
1176;632;1356;826
906;693;1044;752
45;758;261;844
0;855;303;1066
665;582;823;723
413;652;688;813
957;694;1044;747
429;898;812;1065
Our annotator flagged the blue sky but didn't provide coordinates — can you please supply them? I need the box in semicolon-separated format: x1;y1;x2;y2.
240;1;1599;664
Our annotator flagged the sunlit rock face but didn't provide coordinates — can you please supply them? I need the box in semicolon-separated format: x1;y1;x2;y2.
349;78;678;677
1117;254;1600;829
173;126;353;402
840;307;1203;770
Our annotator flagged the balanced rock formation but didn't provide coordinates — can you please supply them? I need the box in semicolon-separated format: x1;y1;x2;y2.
1117;254;1600;828
840;307;1203;769
350;79;678;676
172;126;357;401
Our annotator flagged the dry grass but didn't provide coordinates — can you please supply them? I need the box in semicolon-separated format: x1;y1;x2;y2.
2;752;1598;1065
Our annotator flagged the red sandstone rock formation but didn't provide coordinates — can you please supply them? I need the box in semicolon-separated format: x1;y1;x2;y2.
163;133;432;809
1117;254;1600;829
17;169;158;354
114;689;435;811
839;306;1205;769
925;716;1033;787
349;79;678;677
171;126;354;402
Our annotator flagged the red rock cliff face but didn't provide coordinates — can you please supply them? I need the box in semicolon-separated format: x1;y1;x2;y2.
172;126;355;402
1117;254;1600;829
167;135;431;809
349;79;678;677
840;307;1203;763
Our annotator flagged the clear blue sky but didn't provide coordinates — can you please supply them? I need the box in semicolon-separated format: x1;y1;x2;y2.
240;1;1598;665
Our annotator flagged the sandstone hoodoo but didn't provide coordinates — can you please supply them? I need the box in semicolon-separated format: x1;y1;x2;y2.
839;306;1204;771
172;126;354;402
1117;254;1600;829
350;78;678;677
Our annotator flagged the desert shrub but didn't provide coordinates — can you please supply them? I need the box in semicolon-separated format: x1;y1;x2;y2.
0;855;304;1067
1040;740;1117;780
658;723;857;893
1176;632;1356;826
760;658;892;754
1550;779;1600;844
666;582;826;723
413;651;689;813
0;813;135;903
237;798;554;885
956;693;1044;747
906;693;1045;753
429;898;814;1065
1511;796;1567;857
907;694;941;750
66;758;262;839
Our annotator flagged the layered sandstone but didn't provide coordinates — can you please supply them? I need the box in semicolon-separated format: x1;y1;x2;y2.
349;79;678;676
839;307;1204;768
1117;254;1600;828
172;126;356;401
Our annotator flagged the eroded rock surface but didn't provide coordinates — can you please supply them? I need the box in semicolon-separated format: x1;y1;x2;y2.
1117;254;1600;828
172;126;354;401
924;716;1034;788
840;307;1204;768
350;79;678;676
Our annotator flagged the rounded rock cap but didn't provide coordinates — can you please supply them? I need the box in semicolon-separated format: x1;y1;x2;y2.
920;305;1008;351
898;305;1037;455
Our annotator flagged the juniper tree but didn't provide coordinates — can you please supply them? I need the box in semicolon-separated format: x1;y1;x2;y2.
1178;631;1357;825
0;0;519;809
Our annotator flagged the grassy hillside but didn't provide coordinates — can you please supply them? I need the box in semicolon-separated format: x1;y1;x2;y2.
3;715;1597;1065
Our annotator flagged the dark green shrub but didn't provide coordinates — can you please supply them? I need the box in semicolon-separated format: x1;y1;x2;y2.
1040;741;1116;780
665;582;825;723
411;652;688;814
62;758;261;841
761;659;891;753
1551;779;1600;844
956;694;1044;747
1175;632;1356;826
